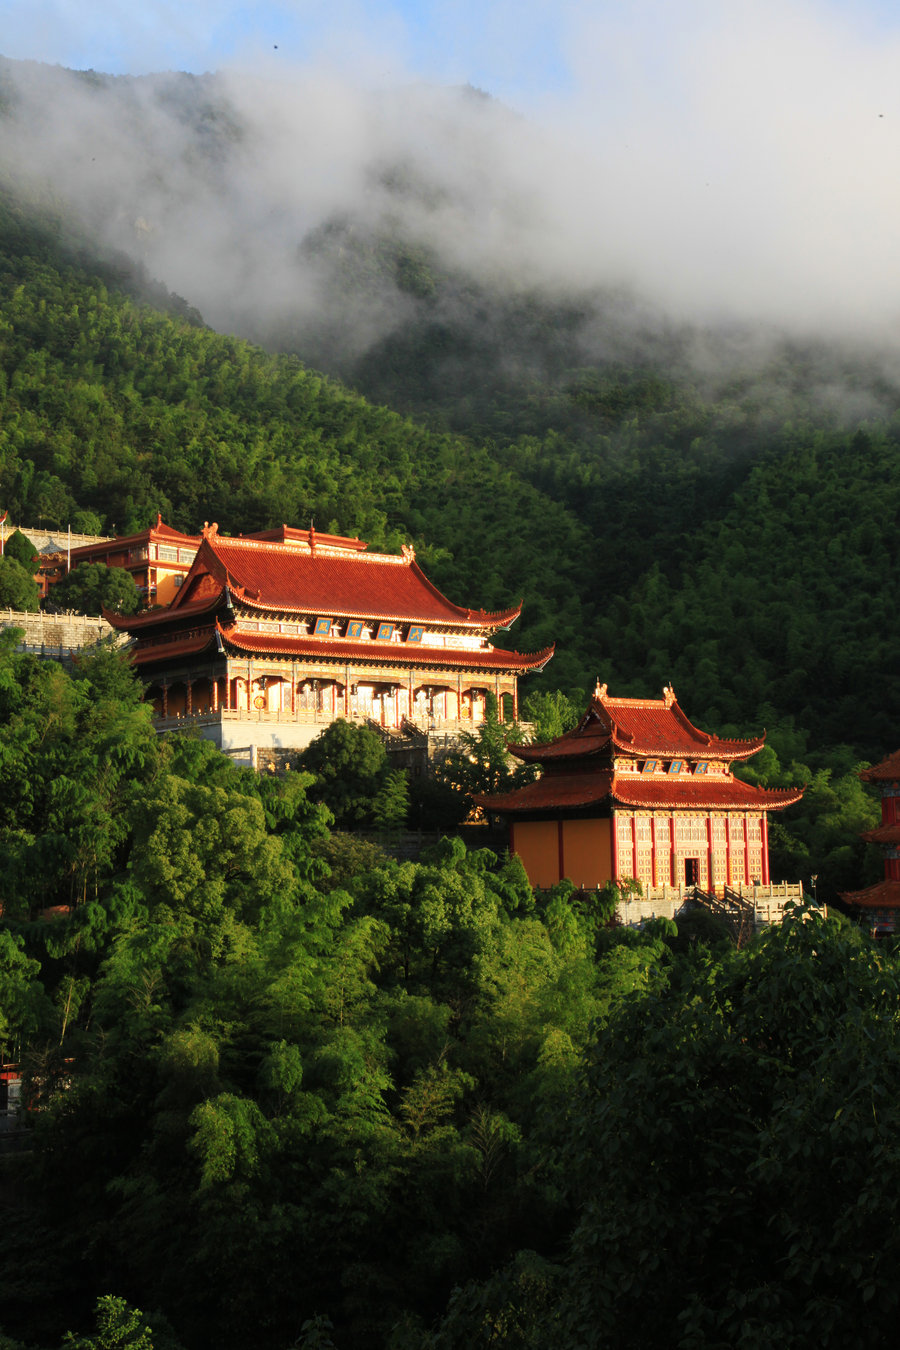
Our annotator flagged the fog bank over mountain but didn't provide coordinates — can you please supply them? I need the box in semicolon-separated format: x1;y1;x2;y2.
2;0;900;389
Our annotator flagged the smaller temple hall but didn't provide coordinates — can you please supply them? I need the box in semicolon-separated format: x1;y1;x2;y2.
479;683;804;893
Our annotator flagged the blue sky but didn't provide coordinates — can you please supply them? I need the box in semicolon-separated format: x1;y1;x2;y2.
2;0;899;109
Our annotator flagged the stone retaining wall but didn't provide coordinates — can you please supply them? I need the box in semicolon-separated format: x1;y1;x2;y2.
0;609;120;655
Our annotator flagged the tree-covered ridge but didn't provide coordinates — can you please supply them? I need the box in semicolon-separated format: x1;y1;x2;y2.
0;188;588;676
0;182;897;755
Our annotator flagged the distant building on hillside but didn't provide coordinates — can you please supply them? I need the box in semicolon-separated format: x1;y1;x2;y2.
477;682;805;925
38;515;200;607
840;750;900;936
106;521;553;763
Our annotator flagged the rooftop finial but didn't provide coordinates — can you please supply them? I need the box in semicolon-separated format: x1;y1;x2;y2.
594;680;608;700
663;684;676;707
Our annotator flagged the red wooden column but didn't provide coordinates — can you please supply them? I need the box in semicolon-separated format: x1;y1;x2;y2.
631;814;638;882
761;814;770;885
212;678;219;712
706;815;713;891
612;814;620;881
743;814;750;885
669;813;676;886
651;815;658;888
726;817;733;887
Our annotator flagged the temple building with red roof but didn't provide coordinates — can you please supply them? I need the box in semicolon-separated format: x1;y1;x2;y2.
840;750;900;935
107;522;553;758
39;515;200;606
478;682;804;900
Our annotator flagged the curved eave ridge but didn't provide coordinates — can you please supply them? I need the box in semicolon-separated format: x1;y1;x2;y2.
860;750;900;783
218;624;553;672
105;592;223;630
860;824;900;846
840;880;900;907
476;772;615;814
511;729;611;762
479;773;803;816
608;728;766;760
129;629;217;665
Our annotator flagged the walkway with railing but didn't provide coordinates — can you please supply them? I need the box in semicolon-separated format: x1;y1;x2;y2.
609;880;806;932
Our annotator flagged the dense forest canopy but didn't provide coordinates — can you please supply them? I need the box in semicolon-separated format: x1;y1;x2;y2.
0;158;896;756
0;638;896;1350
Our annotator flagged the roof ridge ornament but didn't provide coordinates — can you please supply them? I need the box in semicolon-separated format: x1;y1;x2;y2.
201;521;219;540
401;542;415;561
594;680;608;700
663;683;676;707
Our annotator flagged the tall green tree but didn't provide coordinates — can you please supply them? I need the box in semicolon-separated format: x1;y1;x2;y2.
50;562;141;615
0;555;39;609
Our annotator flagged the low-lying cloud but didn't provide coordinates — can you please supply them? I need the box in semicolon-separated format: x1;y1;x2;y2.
2;0;900;365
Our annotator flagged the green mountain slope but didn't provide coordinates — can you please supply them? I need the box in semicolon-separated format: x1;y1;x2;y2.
0;171;897;759
0;188;590;679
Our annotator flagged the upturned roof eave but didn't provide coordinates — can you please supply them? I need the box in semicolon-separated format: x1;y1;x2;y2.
479;774;804;816
217;624;553;672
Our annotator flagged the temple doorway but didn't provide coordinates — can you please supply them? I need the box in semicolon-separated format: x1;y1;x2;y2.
684;857;700;887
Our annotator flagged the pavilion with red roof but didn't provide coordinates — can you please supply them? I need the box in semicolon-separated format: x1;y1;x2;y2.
478;682;803;894
840;750;900;934
107;522;553;757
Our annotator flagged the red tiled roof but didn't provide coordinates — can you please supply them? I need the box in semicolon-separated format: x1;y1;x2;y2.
479;769;802;815
511;714;611;762
105;594;221;630
191;533;522;629
477;771;615;813
840;880;900;910
860;750;900;783
219;624;554;673
860;824;900;846
510;686;765;765
72;514;199;559
596;686;765;760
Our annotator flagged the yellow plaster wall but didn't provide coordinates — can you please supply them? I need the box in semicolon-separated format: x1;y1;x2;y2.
511;817;613;890
562;818;612;889
512;820;560;889
154;571;185;607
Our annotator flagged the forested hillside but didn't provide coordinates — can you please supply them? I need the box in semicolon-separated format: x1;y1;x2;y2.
0;177;897;761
